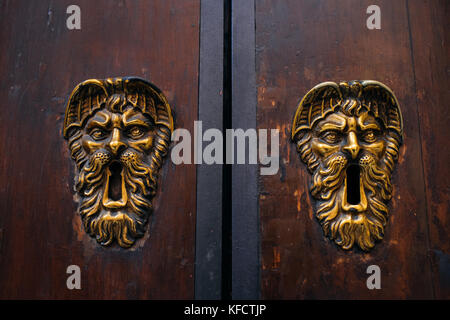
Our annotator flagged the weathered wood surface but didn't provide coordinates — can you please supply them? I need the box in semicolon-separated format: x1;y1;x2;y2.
256;0;447;299
0;0;447;300
408;0;450;299
0;0;199;299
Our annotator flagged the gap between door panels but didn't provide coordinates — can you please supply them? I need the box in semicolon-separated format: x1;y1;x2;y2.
195;0;259;300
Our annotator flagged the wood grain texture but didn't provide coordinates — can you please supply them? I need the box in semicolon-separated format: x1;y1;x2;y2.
0;0;199;299
256;0;436;299
407;0;450;299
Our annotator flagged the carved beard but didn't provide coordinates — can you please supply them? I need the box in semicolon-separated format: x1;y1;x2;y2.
310;152;392;251
75;148;156;248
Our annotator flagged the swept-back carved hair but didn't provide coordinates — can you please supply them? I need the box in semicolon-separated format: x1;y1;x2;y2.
291;80;403;174
63;77;174;188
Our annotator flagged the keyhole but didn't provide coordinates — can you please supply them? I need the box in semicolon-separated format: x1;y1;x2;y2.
346;164;361;205
109;162;123;201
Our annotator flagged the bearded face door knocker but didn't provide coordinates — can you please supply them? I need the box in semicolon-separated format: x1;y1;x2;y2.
291;81;403;251
63;77;173;248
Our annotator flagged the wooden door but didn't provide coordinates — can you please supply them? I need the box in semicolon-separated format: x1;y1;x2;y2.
0;0;448;301
0;0;225;299
232;0;449;299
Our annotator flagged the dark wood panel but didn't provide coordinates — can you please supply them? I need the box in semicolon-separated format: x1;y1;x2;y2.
0;0;199;299
256;0;434;299
231;0;260;299
408;0;450;299
195;0;223;299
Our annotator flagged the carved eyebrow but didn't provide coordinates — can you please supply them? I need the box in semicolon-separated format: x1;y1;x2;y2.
86;114;110;130
122;109;153;127
359;123;380;130
123;114;153;129
317;121;346;132
358;118;381;131
123;118;152;128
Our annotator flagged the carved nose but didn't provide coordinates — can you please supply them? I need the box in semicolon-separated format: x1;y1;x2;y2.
343;132;360;159
107;128;126;156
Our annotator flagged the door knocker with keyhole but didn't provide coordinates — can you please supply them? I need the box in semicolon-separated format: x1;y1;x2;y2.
291;80;403;251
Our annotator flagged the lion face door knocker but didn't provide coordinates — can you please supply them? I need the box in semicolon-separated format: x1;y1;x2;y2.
291;81;403;251
63;77;173;248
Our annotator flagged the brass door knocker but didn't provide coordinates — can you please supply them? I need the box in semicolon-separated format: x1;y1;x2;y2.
291;80;403;251
63;77;173;248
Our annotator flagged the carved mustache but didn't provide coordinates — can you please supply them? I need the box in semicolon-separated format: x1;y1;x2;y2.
74;148;156;247
75;148;156;199
310;152;391;202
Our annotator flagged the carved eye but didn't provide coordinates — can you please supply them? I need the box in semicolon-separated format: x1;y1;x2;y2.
127;126;146;139
90;128;107;140
362;130;378;143
321;131;341;144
